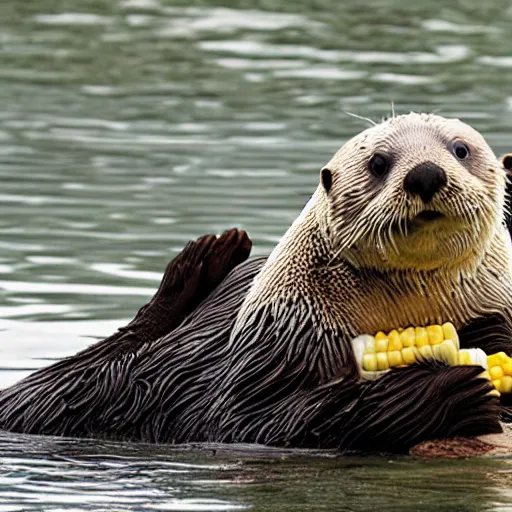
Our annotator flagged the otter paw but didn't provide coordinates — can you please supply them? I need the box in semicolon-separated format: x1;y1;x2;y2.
197;228;252;301
125;229;252;344
154;228;251;309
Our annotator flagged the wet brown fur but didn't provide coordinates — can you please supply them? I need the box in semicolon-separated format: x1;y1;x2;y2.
0;229;506;452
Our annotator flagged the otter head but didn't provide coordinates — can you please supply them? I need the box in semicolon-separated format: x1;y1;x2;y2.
318;113;507;274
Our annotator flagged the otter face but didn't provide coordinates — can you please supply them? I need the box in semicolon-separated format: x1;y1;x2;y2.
321;113;506;273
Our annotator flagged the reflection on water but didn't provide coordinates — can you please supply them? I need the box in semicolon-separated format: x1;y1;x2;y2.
0;432;511;512
1;0;512;509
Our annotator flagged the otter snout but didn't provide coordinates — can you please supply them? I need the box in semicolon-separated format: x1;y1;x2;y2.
403;162;447;203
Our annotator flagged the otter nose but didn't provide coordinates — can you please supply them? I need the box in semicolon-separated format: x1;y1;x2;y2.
403;162;447;203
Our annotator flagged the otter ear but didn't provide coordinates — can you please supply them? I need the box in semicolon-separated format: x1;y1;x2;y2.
501;153;512;172
321;168;333;194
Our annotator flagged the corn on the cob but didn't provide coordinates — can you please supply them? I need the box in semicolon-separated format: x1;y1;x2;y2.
351;322;512;394
453;348;512;394
483;351;512;394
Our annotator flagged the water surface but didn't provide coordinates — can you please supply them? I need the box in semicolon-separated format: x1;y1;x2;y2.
1;0;512;509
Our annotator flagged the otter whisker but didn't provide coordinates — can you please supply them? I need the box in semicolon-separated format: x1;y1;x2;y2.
343;111;377;127
375;219;389;260
386;209;404;255
365;208;386;250
387;225;398;256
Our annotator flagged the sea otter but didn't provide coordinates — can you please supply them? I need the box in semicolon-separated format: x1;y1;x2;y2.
1;113;512;453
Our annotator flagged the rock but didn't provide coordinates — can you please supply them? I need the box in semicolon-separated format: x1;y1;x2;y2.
410;423;512;458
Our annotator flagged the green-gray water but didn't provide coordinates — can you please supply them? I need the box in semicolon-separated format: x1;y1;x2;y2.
1;0;512;510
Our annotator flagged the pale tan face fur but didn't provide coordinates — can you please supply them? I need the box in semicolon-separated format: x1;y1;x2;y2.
322;113;506;273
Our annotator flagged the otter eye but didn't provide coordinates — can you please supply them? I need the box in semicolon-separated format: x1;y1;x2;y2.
321;168;333;193
502;154;512;171
369;153;390;178
452;141;470;160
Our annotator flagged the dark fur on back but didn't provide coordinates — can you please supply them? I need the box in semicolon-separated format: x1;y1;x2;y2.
0;229;252;436
0;230;505;453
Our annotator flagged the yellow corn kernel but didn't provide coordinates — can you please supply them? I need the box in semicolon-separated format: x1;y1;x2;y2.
432;344;442;360
388;330;402;351
442;322;459;346
376;352;389;371
492;379;502;392
363;354;378;372
458;352;472;365
402;347;417;365
375;338;389;353
439;340;458;366
503;362;512;376
479;371;499;396
364;337;375;354
415;327;429;348
502;375;512;393
487;352;509;368
427;325;444;345
400;327;415;347
388;350;403;367
419;345;434;359
478;370;491;381
375;331;387;342
490;366;504;380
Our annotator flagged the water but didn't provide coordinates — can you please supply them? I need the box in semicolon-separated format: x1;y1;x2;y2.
1;0;512;509
0;437;511;512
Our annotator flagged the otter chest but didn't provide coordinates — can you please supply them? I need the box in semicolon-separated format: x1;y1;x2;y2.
317;264;512;337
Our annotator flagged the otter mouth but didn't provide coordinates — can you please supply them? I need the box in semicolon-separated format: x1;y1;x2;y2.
413;210;445;223
407;210;446;232
390;210;447;237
